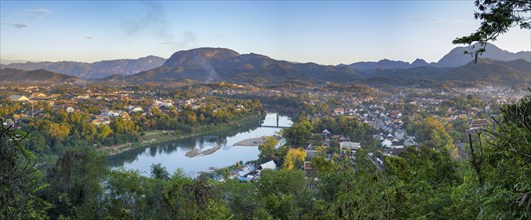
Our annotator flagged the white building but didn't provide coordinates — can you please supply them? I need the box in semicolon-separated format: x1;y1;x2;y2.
258;160;277;170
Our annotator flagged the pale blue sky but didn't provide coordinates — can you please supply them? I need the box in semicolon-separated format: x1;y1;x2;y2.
1;1;529;64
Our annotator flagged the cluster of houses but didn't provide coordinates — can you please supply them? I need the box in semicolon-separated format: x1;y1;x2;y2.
331;105;413;153
92;100;175;125
5;88;211;126
231;160;277;182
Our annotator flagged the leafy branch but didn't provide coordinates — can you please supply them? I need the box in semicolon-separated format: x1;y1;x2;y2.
453;0;531;62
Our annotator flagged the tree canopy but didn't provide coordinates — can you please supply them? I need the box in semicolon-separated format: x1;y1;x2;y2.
453;0;531;61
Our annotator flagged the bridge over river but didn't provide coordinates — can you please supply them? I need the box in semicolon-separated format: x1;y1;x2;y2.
258;112;291;128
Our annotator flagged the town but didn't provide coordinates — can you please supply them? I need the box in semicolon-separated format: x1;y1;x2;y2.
1;81;527;177
3;77;530;219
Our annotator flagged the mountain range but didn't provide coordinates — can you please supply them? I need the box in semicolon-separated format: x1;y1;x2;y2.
347;58;429;71
0;56;165;79
365;58;531;86
0;68;82;84
0;43;529;87
348;43;530;71
121;48;361;84
118;44;530;86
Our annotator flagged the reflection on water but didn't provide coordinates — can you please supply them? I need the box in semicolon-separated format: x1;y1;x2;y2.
107;113;292;177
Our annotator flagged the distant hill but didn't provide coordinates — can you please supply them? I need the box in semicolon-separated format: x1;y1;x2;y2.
348;43;530;71
123;48;362;84
436;43;531;67
439;59;531;85
0;68;82;84
0;59;33;65
348;58;429;71
0;56;166;79
366;58;531;87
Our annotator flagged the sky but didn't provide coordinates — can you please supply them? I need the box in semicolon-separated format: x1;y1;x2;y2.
1;1;530;65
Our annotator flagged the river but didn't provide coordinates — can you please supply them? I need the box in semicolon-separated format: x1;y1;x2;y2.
107;113;292;177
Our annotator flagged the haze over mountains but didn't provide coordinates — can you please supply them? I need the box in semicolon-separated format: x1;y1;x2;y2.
348;58;430;71
0;56;165;79
365;58;531;86
1;43;529;86
436;43;531;67
349;43;530;71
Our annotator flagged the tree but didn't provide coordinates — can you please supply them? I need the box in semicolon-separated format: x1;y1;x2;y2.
81;123;97;143
310;153;336;175
413;117;458;158
456;1;531;212
43;148;107;219
284;118;314;147
198;113;205;122
234;161;243;170
476;92;531;217
98;124;113;142
150;106;162;117
47;122;71;141
319;148;401;219
258;136;279;163
162;178;216;219
256;169;308;219
220;179;260;219
186;111;197;124
103;169;165;219
0;121;50;219
453;0;530;61
25;131;49;156
151;163;169;180
283;148;307;170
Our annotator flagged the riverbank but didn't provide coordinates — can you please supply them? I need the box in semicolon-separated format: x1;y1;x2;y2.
99;113;263;156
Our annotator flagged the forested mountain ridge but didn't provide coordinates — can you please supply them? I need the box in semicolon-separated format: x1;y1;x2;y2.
124;47;362;84
0;68;82;84
365;58;531;87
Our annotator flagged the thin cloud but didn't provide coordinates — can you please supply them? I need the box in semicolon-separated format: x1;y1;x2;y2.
12;23;27;28
1;22;28;29
25;8;52;18
84;36;93;40
0;8;52;29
